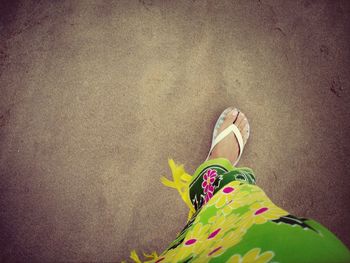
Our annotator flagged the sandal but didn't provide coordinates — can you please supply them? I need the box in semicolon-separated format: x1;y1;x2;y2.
205;107;250;166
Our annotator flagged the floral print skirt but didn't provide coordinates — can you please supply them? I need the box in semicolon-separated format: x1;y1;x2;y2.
151;158;350;263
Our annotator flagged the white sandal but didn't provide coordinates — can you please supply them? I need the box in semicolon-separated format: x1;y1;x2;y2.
205;107;250;166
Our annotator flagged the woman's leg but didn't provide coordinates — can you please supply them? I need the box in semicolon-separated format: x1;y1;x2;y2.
155;109;350;263
157;158;350;263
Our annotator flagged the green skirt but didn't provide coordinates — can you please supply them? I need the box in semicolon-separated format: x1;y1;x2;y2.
130;158;350;263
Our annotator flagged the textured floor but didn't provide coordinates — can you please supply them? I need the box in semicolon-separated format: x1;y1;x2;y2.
0;0;349;262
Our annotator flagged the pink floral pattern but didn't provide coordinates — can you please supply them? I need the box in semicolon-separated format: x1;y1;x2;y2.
201;169;218;204
208;228;221;239
204;192;213;204
201;169;217;194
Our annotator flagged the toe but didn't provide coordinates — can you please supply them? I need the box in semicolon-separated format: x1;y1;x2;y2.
231;108;239;123
209;107;249;163
221;108;239;129
236;112;250;144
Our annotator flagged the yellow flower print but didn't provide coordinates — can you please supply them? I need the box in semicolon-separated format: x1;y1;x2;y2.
160;246;194;263
185;222;211;243
180;212;243;263
214;188;234;208
191;236;219;260
163;222;210;262
192;244;225;262
239;183;266;194
159;248;177;263
228;248;274;263
193;228;243;262
246;187;272;204
221;190;251;215
160;241;196;262
187;213;241;260
237;201;288;230
215;227;243;249
212;183;268;211
233;185;268;205
208;211;240;236
214;186;248;208
250;202;288;224
205;181;239;206
209;183;251;215
206;212;248;253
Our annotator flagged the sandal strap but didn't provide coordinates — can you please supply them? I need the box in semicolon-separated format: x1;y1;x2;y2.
207;124;244;166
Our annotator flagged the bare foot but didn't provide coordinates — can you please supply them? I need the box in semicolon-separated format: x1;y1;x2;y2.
208;108;249;164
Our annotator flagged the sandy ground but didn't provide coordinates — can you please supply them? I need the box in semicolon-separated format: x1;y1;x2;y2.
0;0;349;261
